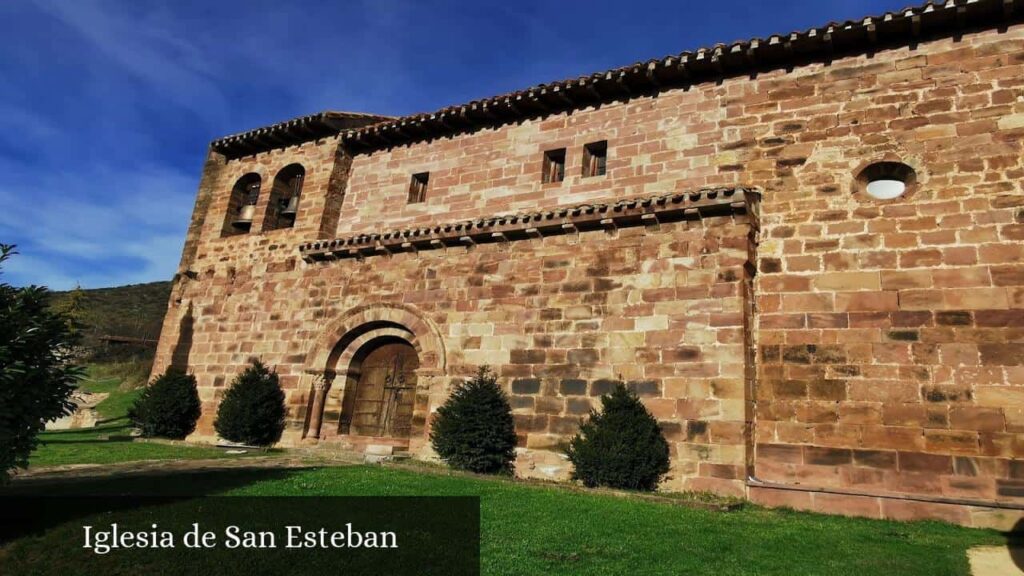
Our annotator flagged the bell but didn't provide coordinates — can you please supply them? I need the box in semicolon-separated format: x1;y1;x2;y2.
280;196;299;216
232;204;256;227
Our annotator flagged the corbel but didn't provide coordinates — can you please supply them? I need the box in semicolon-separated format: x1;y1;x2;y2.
491;232;510;250
561;222;580;244
641;213;660;232
600;218;618;236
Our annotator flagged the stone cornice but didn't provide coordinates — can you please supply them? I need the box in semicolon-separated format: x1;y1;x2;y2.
210;111;393;159
299;187;759;262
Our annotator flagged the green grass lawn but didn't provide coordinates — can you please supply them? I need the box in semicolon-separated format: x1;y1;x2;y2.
14;364;1008;575
28;422;247;468
0;465;1006;576
78;373;141;420
28;368;256;468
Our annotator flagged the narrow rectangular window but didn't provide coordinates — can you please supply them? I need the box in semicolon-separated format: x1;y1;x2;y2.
542;148;566;183
583;141;607;177
408;172;429;203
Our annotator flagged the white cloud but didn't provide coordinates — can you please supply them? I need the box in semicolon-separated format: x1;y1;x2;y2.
0;164;195;290
30;0;228;123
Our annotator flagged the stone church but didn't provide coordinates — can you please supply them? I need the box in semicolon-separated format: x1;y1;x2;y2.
152;0;1024;528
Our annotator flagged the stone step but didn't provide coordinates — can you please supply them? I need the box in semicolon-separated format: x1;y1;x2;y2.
364;444;395;456
363;448;413;465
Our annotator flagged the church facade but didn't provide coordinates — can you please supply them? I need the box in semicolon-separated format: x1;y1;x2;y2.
152;0;1024;528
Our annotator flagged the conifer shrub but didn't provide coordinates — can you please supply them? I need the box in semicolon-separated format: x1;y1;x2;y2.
214;359;286;447
567;383;670;491
430;366;517;474
128;368;201;439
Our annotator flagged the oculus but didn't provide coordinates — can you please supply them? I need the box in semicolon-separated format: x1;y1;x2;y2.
856;161;916;200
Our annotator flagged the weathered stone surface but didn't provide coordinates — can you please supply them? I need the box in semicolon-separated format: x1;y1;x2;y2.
152;16;1024;526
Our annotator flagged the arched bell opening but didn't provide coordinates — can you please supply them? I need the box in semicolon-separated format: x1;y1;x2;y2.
264;164;304;231
222;173;261;236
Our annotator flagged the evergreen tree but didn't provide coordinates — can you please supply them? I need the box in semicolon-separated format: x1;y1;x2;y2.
51;283;87;337
567;383;670;491
129;368;201;439
214;359;286;447
430;366;517;474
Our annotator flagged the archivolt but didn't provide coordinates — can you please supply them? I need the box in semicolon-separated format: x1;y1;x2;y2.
304;303;446;376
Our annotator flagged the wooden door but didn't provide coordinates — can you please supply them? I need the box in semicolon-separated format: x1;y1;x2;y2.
349;342;418;438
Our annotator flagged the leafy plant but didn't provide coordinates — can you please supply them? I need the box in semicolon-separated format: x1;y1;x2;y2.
129;368;201;439
0;244;84;480
214;359;285;447
50;283;86;336
430;366;517;474
567;383;670;491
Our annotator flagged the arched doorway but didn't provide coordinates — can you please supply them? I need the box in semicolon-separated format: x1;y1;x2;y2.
301;304;446;443
339;338;419;438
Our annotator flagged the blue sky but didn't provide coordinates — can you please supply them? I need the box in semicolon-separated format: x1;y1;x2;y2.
0;0;910;289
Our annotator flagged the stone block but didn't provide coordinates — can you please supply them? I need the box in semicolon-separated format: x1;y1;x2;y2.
898;451;953;474
589;379;620;396
813;272;880;292
558;378;587;396
511;378;541;394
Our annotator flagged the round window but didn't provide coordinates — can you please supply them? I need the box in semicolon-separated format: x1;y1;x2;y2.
856;161;916;201
866;179;906;199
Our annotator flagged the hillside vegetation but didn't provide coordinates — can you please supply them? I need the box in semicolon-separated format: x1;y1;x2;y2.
50;280;171;345
49;280;172;386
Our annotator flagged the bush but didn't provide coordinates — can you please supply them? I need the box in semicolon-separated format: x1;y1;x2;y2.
430;366;517;474
214;359;285;447
128;368;201;439
0;244;83;481
567;383;670;491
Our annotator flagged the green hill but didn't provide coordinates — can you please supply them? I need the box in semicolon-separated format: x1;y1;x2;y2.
50;280;172;352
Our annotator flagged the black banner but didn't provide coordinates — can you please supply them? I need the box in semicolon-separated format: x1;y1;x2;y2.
0;496;480;575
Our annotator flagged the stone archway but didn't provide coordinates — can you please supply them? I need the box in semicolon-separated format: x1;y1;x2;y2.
301;304;446;443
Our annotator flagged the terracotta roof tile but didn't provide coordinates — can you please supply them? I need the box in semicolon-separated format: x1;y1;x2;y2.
211;111;393;157
299;187;760;261
216;0;1021;156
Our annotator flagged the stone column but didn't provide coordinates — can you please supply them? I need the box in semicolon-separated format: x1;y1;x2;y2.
306;371;335;439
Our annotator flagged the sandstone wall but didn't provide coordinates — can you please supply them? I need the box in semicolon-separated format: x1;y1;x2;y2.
157;200;754;494
153;22;1024;524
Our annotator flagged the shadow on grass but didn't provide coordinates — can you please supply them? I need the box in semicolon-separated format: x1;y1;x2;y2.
95;415;132;426
32;437;136;445
0;467;300;545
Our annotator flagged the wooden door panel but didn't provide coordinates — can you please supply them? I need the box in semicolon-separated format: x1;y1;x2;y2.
348;342;419;438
